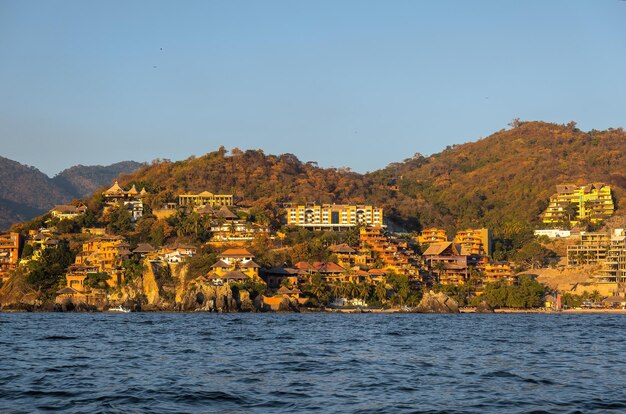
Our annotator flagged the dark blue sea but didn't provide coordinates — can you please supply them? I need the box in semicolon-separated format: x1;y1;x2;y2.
0;313;625;413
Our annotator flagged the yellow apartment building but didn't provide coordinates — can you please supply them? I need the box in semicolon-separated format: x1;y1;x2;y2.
543;183;614;224
285;203;383;230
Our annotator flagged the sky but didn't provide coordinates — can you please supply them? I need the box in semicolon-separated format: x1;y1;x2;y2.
1;0;625;176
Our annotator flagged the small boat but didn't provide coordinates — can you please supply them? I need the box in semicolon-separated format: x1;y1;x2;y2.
108;305;131;313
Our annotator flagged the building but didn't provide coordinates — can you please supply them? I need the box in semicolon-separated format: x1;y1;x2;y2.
285;203;383;230
0;233;22;280
534;229;572;239
595;229;626;283
482;261;515;284
102;181;148;221
50;204;88;220
178;191;233;208
205;248;262;285
328;243;358;268
422;242;480;286
417;228;448;245
542;183;614;225
454;228;492;256
359;227;417;276
567;231;612;266
74;235;131;287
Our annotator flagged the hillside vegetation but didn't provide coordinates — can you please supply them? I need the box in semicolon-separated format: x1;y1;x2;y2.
0;157;142;230
370;121;626;235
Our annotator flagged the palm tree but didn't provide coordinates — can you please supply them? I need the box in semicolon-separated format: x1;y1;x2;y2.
375;283;387;304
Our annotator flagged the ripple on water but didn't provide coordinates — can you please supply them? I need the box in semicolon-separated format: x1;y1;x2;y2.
0;313;625;414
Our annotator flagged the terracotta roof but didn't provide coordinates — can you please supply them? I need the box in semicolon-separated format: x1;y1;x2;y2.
368;269;387;276
211;260;231;268
423;242;453;256
328;243;356;254
215;206;238;219
196;205;215;214
219;248;254;257
52;205;80;214
133;243;155;253
140;187;148;195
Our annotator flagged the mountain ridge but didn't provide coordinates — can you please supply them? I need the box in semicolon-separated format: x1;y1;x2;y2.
0;158;143;230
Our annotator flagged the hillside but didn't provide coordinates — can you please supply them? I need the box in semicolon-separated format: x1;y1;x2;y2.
6;121;626;236
0;157;143;230
369;121;626;236
53;161;144;198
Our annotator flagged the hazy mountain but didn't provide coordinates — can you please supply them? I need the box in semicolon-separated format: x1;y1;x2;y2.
0;157;143;230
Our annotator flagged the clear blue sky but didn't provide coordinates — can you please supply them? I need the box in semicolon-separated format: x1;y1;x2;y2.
1;0;625;176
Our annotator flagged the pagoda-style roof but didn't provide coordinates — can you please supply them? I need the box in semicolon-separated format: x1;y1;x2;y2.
240;260;261;269
139;187;148;196
127;184;139;195
103;181;125;195
215;206;238;220
132;243;155;254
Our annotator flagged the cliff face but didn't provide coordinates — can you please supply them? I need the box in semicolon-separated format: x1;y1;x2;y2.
0;270;40;310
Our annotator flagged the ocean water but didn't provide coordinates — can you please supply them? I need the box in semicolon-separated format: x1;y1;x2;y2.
0;313;625;413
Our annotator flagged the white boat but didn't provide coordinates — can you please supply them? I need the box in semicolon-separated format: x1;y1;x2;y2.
108;305;131;313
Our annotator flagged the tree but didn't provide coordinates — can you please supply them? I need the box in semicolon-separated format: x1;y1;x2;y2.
106;206;133;234
27;240;75;293
86;272;111;289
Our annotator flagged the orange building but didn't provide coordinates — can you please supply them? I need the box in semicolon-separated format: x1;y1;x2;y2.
359;227;416;276
0;233;22;280
417;228;448;245
206;248;263;285
482;261;515;284
74;235;131;287
454;228;492;256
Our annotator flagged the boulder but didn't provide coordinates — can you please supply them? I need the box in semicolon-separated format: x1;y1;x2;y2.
416;291;459;313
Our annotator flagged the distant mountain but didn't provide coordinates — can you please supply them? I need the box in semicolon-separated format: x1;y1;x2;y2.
52;161;144;199
0;157;143;230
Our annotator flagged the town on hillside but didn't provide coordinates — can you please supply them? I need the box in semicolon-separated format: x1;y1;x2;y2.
1;180;625;312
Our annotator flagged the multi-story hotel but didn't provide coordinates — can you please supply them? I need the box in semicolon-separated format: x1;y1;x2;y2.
542;183;614;224
285;203;383;230
454;228;492;256
417;228;448;245
0;233;22;280
566;231;611;266
596;229;626;283
178;191;233;208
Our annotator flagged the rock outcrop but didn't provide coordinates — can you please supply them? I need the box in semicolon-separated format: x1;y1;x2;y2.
415;291;459;313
